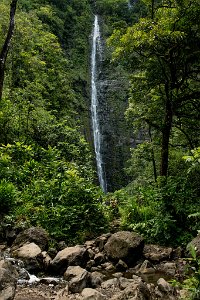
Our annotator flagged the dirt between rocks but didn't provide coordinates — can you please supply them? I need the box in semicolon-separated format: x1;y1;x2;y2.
14;283;115;300
14;284;56;300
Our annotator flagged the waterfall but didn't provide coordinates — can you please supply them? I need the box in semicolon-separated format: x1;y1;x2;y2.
91;15;107;193
128;0;132;9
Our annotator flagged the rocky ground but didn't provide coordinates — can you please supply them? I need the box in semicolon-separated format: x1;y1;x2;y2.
0;227;198;300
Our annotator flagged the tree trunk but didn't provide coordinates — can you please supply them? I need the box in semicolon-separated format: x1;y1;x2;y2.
0;0;18;100
160;87;173;177
151;0;155;20
148;126;157;182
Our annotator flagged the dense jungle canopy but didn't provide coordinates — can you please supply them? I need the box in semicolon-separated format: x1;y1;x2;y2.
0;0;200;248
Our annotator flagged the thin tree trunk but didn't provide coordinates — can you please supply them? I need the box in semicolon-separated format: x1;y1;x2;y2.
151;0;155;20
148;126;157;182
160;88;173;177
0;0;18;100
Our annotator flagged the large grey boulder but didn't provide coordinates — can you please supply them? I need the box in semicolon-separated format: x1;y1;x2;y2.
12;227;49;251
104;231;144;266
0;260;18;300
12;242;43;271
51;246;88;274
64;266;89;293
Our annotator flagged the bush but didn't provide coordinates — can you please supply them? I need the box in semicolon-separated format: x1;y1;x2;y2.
114;174;200;246
0;142;108;243
0;179;17;214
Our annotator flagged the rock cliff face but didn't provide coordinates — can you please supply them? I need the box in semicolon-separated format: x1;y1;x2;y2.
91;16;134;192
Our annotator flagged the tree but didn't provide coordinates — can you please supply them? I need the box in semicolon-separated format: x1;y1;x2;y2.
0;0;18;100
109;0;200;178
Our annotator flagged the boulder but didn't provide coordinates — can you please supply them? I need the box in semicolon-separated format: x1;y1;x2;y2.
0;260;18;278
94;253;105;265
104;231;144;266
186;234;200;257
119;277;135;290
101;262;115;272
115;259;128;271
64;266;89;293
110;276;150;300
47;247;57;259
0;261;18;300
13;242;41;258
95;233;111;252
112;272;123;279
12;242;43;271
101;278;118;289
90;271;105;288
50;246;88;274
81;288;106;300
157;278;173;293
41;251;52;269
138;260;155;274
143;244;173;262
86;259;95;270
162;262;176;276
12;227;49;251
0;244;6;255
87;248;95;259
155;278;177;299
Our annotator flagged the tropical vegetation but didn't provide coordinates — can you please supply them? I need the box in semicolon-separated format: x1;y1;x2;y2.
0;0;200;253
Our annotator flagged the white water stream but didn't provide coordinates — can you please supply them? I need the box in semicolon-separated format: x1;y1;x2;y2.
128;0;132;9
91;15;107;193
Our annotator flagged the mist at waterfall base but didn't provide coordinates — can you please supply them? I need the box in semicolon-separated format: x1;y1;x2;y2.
91;15;107;193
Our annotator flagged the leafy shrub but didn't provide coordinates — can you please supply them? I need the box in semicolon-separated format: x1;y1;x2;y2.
0;142;108;243
0;179;17;214
114;173;200;246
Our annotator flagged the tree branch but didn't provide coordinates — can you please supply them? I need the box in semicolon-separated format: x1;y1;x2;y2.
0;0;18;100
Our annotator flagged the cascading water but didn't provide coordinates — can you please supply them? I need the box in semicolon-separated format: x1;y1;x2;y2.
91;15;107;193
128;0;132;9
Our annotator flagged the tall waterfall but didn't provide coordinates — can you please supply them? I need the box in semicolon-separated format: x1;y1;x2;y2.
91;15;107;193
128;0;132;9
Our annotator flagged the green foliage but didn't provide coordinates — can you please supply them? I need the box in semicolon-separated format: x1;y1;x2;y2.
0;0;109;244
0;0;94;147
0;179;17;214
114;183;176;245
125;140;158;182
177;245;200;300
96;0;147;32
1;0;200;250
0;142;107;243
183;148;200;174
109;0;200;177
113;168;200;246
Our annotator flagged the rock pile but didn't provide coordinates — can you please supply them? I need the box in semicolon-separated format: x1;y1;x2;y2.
0;227;190;300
